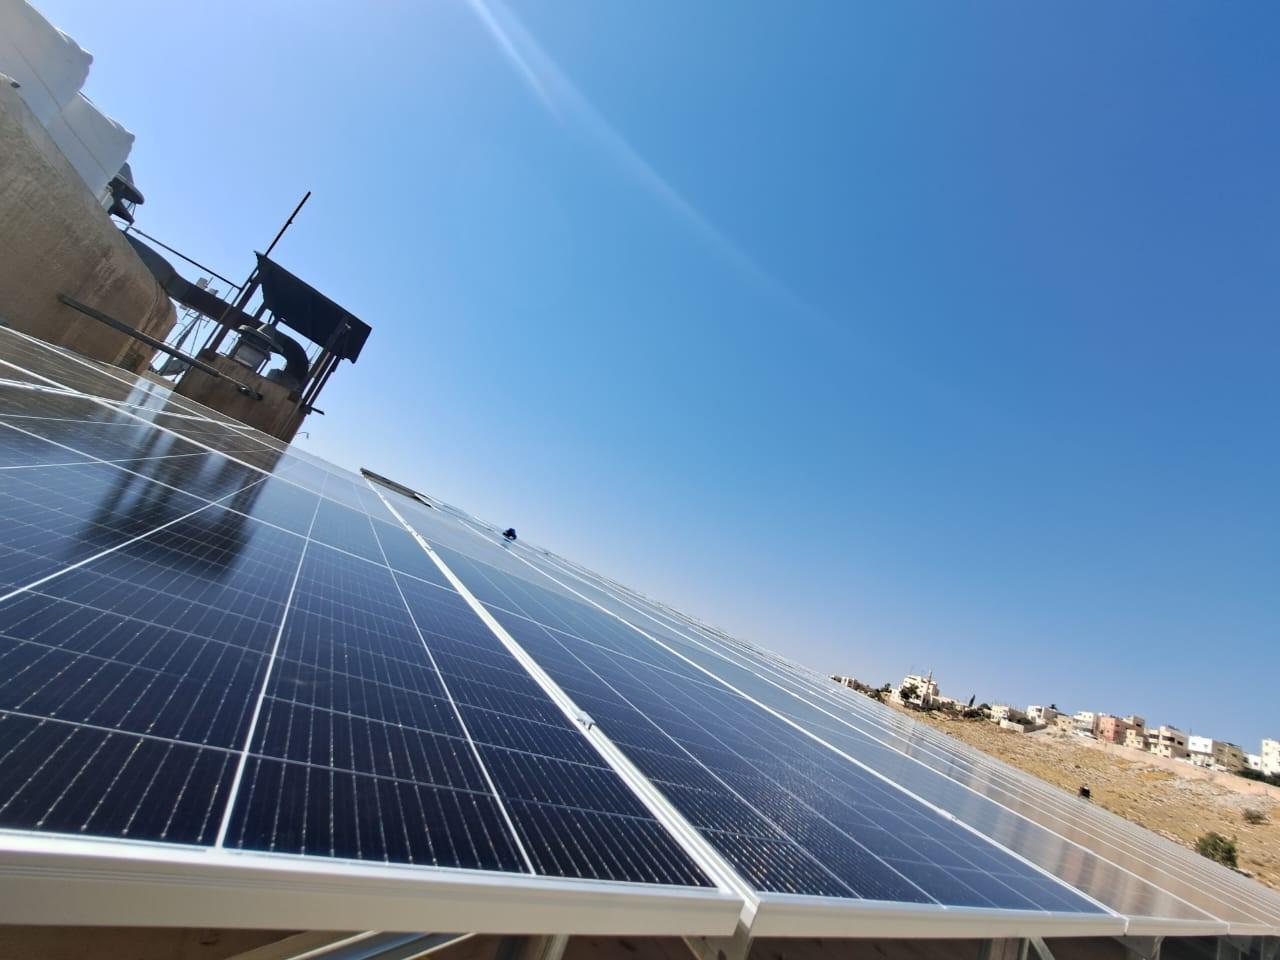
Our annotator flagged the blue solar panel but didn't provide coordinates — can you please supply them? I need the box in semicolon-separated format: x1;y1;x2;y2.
6;326;1280;938
378;495;1102;914
517;552;1280;929
0;373;711;889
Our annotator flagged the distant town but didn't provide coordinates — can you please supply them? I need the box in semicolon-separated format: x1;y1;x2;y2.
832;672;1280;783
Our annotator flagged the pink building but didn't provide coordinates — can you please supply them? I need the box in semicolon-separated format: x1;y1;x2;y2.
1096;715;1139;744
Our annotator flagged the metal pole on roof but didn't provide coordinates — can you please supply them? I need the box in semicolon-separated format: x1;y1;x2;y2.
263;191;311;259
202;191;311;355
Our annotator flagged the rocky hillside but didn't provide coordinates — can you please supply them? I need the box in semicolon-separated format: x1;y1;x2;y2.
909;710;1280;891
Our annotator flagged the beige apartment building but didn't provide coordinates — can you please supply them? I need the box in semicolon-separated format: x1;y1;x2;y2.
1148;725;1188;760
1125;727;1149;750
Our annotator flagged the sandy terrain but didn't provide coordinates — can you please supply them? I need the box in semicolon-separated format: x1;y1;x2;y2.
907;711;1280;891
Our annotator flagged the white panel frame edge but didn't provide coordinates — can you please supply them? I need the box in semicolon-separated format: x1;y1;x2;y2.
0;831;743;934
750;895;1203;940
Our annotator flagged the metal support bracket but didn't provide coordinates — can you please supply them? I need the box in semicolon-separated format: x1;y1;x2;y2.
57;293;262;399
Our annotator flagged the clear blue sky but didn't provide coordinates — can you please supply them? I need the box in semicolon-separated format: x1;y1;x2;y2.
41;1;1279;749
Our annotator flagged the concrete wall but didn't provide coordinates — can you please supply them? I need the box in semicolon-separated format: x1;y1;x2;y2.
0;80;174;370
174;352;305;441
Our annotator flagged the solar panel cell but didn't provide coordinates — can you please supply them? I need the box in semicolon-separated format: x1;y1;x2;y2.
0;712;236;844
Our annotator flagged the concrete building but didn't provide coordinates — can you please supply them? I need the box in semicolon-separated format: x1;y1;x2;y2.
1072;711;1098;737
0;64;174;371
1147;726;1188;760
1247;753;1264;772
1185;736;1243;770
1054;714;1075;735
1263;739;1280;777
0;2;370;443
1026;705;1060;724
1215;742;1246;772
1187;736;1212;765
892;674;939;707
1096;715;1137;745
1123;715;1146;729
1125;727;1149;751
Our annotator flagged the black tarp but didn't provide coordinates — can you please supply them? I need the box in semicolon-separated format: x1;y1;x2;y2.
255;253;371;363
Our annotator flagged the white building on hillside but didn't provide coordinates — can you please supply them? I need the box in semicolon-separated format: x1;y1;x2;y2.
1247;754;1263;772
892;674;939;707
1188;737;1246;772
1263;739;1280;777
1073;711;1098;737
1026;705;1060;724
1188;736;1214;766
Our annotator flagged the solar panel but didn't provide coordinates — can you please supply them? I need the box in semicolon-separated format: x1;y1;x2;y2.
379;496;1115;927
2;324;1279;940
536;562;1280;934
503;544;1280;936
0;329;735;934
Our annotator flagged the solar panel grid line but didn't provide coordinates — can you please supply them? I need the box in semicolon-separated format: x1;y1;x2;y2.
0;450;237;472
0;435;408;588
362;507;537;875
1;332;340;476
285;488;1280;931
529;556;1252;921
0;414;267;508
366;481;750;900
0;448;267;610
75;395;255;427
442;529;1269;936
596;598;1280;931
212;484;325;848
0;358;400;543
0;328;266;431
0;345;732;931
482;540;1124;928
538;557;1268;932
470;601;915;908
0;358;241;437
430;547;1049;911
1;332;1275;937
592;598;1231;922
239;480;715;885
322;496;1280;931
389;527;1162;931
793;675;1264;885
748;655;1280;927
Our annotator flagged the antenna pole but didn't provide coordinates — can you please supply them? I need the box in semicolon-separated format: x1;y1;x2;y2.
202;191;312;354
264;191;311;259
